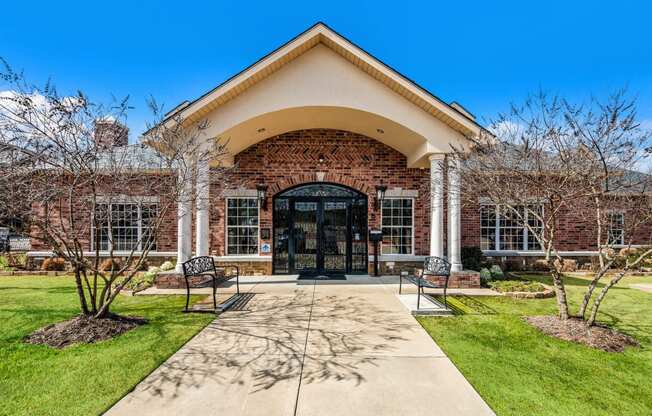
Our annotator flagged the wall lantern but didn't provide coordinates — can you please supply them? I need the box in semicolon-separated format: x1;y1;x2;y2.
375;184;387;210
256;184;268;210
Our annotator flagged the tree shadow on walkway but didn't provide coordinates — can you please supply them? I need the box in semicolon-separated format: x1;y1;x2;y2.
136;288;414;398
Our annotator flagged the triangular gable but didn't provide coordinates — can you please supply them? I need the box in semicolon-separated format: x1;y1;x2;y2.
164;22;482;137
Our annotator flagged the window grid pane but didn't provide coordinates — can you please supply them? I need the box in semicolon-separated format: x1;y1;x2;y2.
526;205;543;250
92;202;157;251
480;205;496;250
226;198;259;255
499;206;524;251
381;198;413;255
481;204;543;251
608;213;625;245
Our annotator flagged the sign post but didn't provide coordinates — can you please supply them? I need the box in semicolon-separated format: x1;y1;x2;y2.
368;229;383;277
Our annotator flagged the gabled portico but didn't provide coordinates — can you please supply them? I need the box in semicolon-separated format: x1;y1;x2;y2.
168;23;481;277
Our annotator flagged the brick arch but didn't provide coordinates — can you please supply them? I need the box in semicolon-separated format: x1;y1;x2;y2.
270;173;372;196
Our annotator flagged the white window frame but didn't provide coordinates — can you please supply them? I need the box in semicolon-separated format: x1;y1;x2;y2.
91;202;158;252
225;197;260;256
480;204;543;251
380;197;415;255
607;211;625;246
480;204;498;251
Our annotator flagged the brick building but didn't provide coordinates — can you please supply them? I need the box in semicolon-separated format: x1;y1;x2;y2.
27;23;651;287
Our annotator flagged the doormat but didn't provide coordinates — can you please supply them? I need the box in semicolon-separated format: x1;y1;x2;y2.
298;274;347;280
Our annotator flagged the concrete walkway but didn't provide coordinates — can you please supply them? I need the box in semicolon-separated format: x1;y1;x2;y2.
630;283;652;293
106;275;495;416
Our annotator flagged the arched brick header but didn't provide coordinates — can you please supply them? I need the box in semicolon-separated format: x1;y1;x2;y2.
270;173;372;196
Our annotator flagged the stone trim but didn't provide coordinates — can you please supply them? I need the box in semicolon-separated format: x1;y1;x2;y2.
477;197;547;205
385;188;419;198
222;188;258;197
370;255;427;262
96;195;160;203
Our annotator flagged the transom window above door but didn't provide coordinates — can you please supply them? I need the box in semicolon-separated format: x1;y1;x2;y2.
226;198;259;255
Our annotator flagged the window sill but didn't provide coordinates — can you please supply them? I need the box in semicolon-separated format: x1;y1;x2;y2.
213;255;272;262
27;251;176;257
369;254;425;262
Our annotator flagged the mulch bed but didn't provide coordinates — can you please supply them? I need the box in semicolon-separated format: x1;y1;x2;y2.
25;314;147;348
525;316;639;353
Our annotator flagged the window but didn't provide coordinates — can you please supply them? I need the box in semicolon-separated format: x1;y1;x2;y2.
381;198;413;255
92;203;158;251
480;204;543;251
608;212;625;245
226;198;259;255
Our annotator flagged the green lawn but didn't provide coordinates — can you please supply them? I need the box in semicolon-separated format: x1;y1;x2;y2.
0;276;214;416
418;274;652;416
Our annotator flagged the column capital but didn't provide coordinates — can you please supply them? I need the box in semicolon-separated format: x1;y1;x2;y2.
428;153;447;161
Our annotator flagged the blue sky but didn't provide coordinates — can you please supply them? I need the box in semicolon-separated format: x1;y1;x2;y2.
1;0;651;140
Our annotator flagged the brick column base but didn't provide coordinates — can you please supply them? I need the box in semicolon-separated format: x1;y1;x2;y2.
154;271;225;289
424;270;481;289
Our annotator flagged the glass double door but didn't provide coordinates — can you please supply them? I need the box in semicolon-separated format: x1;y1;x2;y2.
273;197;367;275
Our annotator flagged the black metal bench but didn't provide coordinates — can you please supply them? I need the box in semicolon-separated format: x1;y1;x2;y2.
399;256;451;309
181;256;240;312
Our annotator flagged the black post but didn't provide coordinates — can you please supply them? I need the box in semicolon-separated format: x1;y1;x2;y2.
373;239;379;277
368;229;383;277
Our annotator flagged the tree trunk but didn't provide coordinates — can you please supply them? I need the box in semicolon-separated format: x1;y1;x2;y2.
550;268;570;320
578;264;610;319
587;271;625;326
73;268;90;315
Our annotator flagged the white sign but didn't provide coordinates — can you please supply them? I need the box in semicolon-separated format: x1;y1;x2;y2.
261;243;271;253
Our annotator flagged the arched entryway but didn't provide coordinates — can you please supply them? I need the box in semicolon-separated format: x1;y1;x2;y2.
273;183;368;276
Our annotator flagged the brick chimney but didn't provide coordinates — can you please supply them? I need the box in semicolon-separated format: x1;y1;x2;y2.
94;118;128;148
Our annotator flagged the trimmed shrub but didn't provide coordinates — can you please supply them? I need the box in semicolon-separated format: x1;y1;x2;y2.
147;265;161;274
530;259;550;272
503;259;524;272
489;264;504;280
99;258;124;272
0;256;11;271
115;270;157;293
41;257;66;271
553;259;578;272
128;257;149;271
0;253;28;270
461;246;485;271
480;268;492;286
159;260;175;271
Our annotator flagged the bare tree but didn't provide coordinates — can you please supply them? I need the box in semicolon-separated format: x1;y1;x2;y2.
0;59;228;319
453;90;652;324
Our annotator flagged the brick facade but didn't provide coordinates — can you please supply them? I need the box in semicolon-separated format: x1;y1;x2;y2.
460;199;652;251
208;129;432;257
29;178;178;253
28;128;652;287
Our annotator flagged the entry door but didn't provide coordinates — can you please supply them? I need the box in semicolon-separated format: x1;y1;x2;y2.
290;199;348;275
272;186;368;275
322;201;348;273
292;201;318;274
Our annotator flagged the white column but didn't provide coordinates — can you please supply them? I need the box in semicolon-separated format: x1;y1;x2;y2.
175;168;192;272
429;154;445;258
195;158;210;256
447;156;463;272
